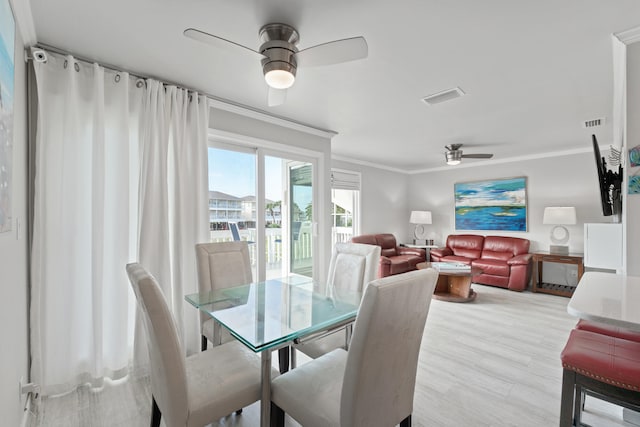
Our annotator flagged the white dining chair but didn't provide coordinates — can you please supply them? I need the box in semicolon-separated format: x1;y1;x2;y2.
195;241;253;351
271;268;439;427
292;242;380;364
126;263;274;427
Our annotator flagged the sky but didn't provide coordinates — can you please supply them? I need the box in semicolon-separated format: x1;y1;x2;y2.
0;0;15;107
208;148;311;210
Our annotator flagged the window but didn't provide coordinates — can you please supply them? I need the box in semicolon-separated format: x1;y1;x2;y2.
331;169;360;246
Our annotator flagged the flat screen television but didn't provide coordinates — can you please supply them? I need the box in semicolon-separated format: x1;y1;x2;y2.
592;134;622;217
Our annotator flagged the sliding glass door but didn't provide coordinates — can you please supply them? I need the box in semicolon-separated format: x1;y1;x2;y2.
208;143;316;281
288;162;313;277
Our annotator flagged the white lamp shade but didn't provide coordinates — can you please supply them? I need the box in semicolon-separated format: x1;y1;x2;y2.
543;207;577;225
410;210;432;224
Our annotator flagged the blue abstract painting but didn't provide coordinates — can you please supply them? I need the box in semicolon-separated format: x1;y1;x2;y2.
454;177;527;231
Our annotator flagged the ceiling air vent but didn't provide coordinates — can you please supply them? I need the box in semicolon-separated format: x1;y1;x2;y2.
421;87;465;106
583;117;606;128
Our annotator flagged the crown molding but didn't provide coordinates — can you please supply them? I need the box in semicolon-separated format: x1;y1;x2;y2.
9;0;37;47
208;98;337;139
615;26;640;45
332;146;592;175
407;147;591;174
331;154;410;174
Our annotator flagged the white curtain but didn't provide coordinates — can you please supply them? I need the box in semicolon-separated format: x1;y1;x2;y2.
31;54;143;395
135;80;209;362
31;52;209;394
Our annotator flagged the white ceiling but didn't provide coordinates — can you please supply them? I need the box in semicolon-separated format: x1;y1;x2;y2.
27;0;640;171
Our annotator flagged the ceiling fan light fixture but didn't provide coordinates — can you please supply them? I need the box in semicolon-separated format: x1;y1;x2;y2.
264;69;295;89
446;150;462;165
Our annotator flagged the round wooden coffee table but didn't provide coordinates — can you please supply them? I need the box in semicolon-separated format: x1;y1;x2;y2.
417;262;482;303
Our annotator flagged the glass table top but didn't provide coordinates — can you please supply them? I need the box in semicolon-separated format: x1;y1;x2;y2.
185;276;361;352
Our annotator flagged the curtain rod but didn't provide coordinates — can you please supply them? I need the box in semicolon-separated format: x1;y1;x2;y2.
25;43;337;138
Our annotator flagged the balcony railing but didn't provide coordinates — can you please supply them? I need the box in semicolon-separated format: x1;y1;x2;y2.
208;227;353;275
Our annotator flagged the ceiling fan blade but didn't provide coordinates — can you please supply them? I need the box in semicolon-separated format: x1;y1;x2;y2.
184;28;266;59
268;87;287;107
461;153;494;159
296;36;368;67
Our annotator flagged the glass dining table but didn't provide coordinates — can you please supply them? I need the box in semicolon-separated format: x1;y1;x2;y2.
185;275;361;427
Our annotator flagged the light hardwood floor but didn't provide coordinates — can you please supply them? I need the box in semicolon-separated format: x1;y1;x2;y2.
27;284;635;426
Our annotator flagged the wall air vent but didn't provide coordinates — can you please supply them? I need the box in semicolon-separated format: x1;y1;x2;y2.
583;117;606;128
421;87;465;106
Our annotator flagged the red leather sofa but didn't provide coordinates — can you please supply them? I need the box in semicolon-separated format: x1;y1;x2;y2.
351;234;425;278
430;234;532;291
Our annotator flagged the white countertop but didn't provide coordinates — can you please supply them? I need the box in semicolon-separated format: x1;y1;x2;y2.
567;271;640;331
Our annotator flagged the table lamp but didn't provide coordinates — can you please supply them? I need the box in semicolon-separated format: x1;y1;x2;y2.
543;207;576;255
410;210;432;245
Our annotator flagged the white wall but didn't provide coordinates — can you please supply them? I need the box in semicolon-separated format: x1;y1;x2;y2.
407;152;609;251
331;159;410;241
407;152;617;286
626;42;640;275
0;24;29;426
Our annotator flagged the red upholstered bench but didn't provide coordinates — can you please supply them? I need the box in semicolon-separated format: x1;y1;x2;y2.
560;329;640;426
575;319;640;342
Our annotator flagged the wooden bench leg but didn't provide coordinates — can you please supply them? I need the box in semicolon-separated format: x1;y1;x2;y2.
560;368;576;427
574;382;583;426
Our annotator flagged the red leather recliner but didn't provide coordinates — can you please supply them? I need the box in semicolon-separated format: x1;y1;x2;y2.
351;234;425;278
430;234;532;291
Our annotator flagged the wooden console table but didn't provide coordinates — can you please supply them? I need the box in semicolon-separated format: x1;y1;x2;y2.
532;252;584;297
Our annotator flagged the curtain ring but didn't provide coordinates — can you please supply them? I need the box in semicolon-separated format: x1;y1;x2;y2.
64;59;68;69
74;62;80;72
135;79;146;88
114;74;121;83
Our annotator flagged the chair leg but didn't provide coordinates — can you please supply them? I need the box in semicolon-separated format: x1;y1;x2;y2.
290;346;297;370
278;346;290;374
201;335;208;351
574;383;583;426
560;369;576;427
400;414;411;427
271;402;285;427
151;395;161;427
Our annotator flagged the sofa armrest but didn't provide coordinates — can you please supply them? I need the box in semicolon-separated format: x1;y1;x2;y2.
430;247;452;258
378;256;392;277
397;247;426;258
508;253;533;266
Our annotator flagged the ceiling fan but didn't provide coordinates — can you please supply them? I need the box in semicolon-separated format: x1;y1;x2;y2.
444;144;494;165
184;23;368;107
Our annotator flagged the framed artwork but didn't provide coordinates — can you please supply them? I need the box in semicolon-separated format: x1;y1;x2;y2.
629;175;640;195
629;145;640;167
0;0;15;233
454;177;527;231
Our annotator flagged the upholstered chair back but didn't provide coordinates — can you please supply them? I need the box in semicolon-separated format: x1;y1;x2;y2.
326;242;381;295
126;263;188;427
195;241;252;328
340;268;438;426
